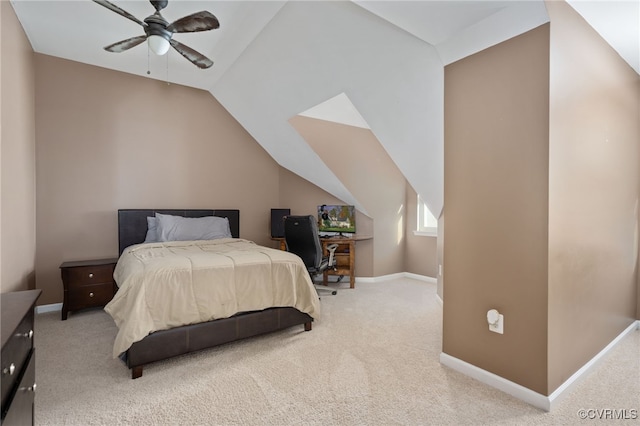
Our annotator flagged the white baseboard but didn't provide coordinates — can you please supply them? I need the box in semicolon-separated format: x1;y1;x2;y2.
440;320;640;412
356;272;437;284
546;320;639;410
440;352;552;410
35;303;62;314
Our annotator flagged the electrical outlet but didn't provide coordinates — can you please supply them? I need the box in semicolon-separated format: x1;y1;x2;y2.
489;314;504;334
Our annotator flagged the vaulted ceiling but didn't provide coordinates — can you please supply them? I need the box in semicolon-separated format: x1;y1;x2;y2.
10;0;639;217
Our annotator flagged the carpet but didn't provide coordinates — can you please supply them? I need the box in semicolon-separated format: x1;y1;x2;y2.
35;278;639;425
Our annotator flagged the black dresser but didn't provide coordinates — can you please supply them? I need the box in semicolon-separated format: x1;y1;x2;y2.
1;290;41;425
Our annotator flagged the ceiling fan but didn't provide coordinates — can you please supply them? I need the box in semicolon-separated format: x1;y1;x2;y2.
92;0;219;69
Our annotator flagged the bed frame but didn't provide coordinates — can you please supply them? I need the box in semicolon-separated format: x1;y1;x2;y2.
117;209;313;379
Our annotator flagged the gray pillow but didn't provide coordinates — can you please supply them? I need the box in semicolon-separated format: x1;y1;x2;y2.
156;213;232;242
143;216;159;243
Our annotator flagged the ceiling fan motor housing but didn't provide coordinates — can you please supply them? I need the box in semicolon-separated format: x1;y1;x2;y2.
144;13;172;41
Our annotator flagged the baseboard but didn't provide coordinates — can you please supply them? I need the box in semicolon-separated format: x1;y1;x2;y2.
404;272;437;284
439;353;551;411
35;303;62;314
356;272;437;284
440;320;640;412
546;320;639;410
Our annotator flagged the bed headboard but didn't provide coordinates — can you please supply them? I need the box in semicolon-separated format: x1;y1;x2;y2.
118;209;240;255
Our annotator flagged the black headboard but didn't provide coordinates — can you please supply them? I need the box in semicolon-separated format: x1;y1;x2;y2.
118;209;240;255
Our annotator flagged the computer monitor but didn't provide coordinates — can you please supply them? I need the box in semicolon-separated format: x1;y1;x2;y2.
317;204;356;235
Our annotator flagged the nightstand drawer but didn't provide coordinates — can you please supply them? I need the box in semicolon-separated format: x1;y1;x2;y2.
62;265;114;288
66;282;114;310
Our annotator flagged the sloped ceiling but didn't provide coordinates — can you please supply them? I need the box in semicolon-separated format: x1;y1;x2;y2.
10;0;639;218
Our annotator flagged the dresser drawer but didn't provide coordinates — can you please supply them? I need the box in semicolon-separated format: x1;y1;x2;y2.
1;290;39;425
2;350;35;425
61;264;114;289
66;282;115;310
1;311;34;413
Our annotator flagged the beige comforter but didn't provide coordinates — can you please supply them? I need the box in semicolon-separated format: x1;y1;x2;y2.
104;238;320;357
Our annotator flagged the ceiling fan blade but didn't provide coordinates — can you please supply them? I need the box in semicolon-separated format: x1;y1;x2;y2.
104;35;147;53
169;39;213;69
167;11;220;33
92;0;145;26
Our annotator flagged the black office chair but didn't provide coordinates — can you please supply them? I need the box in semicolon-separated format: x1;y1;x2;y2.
284;215;339;296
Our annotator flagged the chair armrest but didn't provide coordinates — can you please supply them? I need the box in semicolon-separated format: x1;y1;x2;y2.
326;243;339;267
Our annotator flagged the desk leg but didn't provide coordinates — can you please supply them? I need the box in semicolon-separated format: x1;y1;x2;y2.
349;241;355;288
322;270;328;286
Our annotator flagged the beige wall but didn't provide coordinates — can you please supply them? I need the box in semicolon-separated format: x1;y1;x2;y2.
405;184;438;278
1;2;36;294
444;25;551;394
445;3;639;397
277;166;374;278
289;116;403;276
546;0;639;392
290;115;437;278
34;55;281;305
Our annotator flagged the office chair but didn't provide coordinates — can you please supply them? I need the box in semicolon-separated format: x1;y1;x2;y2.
283;215;339;296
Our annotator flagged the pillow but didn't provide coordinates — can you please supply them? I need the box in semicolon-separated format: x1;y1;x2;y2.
143;216;159;243
156;213;232;242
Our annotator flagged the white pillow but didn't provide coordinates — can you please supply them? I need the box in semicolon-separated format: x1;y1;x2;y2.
143;216;159;243
156;213;232;242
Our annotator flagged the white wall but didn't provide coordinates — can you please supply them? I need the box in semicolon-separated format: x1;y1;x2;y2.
211;0;444;217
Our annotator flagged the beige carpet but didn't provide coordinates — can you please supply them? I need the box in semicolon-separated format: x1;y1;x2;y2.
35;278;639;425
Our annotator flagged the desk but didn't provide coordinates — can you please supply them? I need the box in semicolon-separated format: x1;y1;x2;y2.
274;236;357;289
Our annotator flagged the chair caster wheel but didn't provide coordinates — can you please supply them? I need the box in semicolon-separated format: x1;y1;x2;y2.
332;290;337;295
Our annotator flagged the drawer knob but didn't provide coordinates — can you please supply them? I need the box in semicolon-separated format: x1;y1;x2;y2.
20;383;36;393
89;292;94;298
3;363;15;376
89;273;94;278
16;330;34;339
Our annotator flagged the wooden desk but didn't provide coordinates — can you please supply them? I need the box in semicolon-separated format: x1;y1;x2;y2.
322;237;355;289
274;236;357;288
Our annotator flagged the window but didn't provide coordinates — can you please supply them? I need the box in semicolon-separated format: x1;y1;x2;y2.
415;195;437;236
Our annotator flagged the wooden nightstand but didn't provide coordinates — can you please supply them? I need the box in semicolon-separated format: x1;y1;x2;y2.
60;258;118;320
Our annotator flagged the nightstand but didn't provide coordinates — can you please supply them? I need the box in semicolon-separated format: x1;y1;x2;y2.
60;258;119;320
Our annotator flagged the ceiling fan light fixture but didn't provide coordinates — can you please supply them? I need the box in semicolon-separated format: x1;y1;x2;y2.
148;34;170;55
93;0;217;68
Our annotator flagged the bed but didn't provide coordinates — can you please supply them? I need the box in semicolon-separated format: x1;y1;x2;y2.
107;209;318;379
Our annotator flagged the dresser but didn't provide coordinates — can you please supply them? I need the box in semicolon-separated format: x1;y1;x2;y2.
1;289;41;426
60;258;118;320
